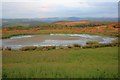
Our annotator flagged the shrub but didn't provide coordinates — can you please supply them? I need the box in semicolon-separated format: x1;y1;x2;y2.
73;44;81;48
43;46;56;50
67;45;72;48
20;46;37;51
36;46;56;51
111;43;118;47
86;41;99;45
36;46;44;51
5;47;11;51
83;43;115;49
91;44;100;48
49;46;56;49
82;45;92;49
99;43;118;47
58;46;64;49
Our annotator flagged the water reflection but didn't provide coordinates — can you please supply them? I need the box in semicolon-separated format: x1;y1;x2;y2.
1;34;117;49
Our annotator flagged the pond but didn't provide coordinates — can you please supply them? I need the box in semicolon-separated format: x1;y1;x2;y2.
1;34;117;49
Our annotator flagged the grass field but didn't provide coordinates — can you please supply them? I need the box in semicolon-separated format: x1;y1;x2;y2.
2;47;118;78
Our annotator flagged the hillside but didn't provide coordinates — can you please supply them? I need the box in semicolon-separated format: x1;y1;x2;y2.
2;20;45;27
53;21;91;25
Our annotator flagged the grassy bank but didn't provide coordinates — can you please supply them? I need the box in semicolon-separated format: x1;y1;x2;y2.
2;47;118;78
2;31;117;39
2;27;118;39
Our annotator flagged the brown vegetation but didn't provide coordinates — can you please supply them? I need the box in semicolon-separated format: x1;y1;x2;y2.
1;21;119;39
53;21;90;25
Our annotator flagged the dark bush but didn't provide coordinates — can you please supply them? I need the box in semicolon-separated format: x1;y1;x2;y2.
82;45;92;49
5;47;11;51
73;44;81;48
43;46;56;50
20;46;37;51
82;42;118;49
86;41;99;45
67;45;73;48
91;44;100;48
36;46;56;51
59;46;64;49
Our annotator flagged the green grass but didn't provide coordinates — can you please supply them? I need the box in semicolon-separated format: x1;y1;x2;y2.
2;47;118;78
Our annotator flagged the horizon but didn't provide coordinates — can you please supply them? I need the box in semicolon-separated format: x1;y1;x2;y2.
2;17;118;19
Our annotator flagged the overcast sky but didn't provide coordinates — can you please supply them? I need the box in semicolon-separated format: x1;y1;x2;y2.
2;0;119;18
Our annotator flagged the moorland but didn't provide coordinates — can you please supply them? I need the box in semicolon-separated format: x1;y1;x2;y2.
1;19;119;78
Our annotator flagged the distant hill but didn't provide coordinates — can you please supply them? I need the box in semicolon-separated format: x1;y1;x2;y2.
2;20;45;27
1;17;118;27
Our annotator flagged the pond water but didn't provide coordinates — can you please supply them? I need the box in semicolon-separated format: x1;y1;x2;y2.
1;34;117;49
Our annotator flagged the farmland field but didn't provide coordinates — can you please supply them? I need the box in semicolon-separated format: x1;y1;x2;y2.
2;47;118;78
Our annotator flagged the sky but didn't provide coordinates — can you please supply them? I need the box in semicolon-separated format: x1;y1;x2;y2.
1;0;119;18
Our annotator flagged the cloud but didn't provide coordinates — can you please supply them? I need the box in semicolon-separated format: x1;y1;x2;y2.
2;0;119;2
2;1;118;18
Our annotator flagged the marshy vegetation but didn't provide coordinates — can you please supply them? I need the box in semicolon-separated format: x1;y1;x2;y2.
2;40;119;51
